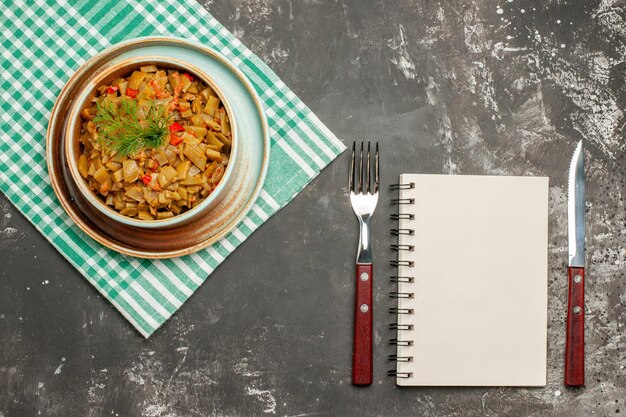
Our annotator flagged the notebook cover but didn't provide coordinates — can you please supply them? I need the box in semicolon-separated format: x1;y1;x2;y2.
395;174;549;386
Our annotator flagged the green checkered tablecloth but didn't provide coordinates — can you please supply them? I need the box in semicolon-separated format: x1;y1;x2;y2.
0;0;345;337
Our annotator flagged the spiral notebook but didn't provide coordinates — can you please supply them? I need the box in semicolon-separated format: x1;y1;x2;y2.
389;174;549;386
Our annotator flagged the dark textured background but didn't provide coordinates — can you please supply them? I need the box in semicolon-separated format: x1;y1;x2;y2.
1;0;625;416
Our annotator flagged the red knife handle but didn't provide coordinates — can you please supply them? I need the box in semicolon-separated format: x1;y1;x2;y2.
565;266;585;387
352;263;373;386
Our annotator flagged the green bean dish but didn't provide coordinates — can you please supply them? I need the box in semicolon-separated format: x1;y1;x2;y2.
77;65;232;221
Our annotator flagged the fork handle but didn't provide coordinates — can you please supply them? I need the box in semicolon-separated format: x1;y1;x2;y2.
352;263;373;386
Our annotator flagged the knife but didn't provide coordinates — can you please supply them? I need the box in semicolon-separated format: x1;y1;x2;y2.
565;140;586;387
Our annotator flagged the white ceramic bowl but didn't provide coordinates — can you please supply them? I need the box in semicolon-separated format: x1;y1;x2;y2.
65;56;239;229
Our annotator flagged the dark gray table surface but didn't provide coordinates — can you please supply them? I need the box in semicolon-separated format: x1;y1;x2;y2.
1;0;625;416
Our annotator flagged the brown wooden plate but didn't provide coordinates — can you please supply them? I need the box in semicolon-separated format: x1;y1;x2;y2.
46;37;270;258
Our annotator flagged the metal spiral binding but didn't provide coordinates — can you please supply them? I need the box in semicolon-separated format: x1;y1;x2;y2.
391;198;415;205
389;182;415;190
389;323;414;330
390;260;414;267
390;229;414;236
389;183;416;380
389;307;413;315
390;213;415;220
387;370;413;378
388;354;413;362
390;244;414;251
389;339;413;346
389;291;413;299
390;276;414;283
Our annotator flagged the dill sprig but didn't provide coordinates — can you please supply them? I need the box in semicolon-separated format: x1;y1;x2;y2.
93;98;172;156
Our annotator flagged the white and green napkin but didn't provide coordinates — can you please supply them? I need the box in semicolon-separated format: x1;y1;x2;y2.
0;0;345;337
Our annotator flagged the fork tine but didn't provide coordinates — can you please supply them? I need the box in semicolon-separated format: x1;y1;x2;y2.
349;142;355;192
358;142;364;193
366;142;371;193
375;142;379;193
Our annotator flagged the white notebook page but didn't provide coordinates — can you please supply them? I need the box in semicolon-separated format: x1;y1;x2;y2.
395;174;549;386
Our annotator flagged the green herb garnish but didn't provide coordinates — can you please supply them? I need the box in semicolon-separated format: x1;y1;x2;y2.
93;98;172;156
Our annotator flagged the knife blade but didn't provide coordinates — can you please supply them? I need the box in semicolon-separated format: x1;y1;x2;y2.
565;140;586;387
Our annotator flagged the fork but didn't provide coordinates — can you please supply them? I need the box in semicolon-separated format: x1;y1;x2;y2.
349;141;379;386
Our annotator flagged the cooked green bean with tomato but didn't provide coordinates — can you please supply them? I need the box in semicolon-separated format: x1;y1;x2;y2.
78;65;232;220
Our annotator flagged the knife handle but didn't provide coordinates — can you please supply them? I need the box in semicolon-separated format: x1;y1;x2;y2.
565;266;585;387
352;263;373;386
